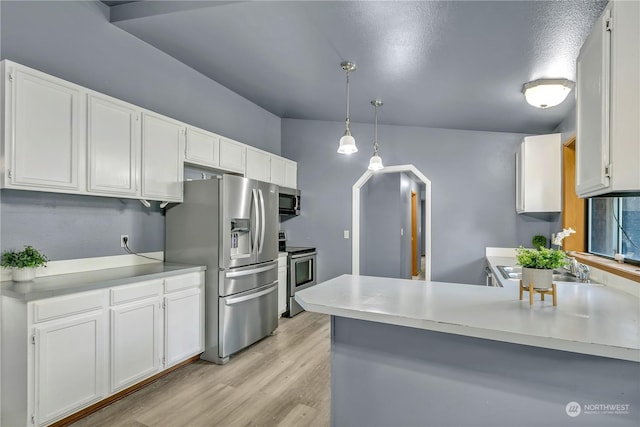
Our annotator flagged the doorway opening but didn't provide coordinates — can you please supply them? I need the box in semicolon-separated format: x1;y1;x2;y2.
352;165;431;281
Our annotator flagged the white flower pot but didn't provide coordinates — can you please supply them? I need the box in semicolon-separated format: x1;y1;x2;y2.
521;267;553;290
12;267;36;282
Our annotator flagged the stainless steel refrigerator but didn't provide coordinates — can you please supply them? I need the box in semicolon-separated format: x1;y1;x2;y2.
165;175;279;364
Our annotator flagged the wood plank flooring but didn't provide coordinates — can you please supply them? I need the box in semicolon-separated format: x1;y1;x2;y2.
72;312;330;427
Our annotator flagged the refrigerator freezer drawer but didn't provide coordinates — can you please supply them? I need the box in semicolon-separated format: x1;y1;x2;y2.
220;260;278;296
219;282;278;358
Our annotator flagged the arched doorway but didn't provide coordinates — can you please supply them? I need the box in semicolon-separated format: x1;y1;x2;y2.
352;165;431;281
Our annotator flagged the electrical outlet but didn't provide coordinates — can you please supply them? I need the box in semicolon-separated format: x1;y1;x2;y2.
120;235;129;248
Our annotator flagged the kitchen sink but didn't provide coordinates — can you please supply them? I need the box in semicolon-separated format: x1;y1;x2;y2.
495;265;599;284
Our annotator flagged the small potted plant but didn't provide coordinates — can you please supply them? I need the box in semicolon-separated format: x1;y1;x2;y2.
1;245;49;282
516;246;566;289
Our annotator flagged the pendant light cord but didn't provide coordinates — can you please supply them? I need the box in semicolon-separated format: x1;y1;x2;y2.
345;70;351;131
373;103;379;154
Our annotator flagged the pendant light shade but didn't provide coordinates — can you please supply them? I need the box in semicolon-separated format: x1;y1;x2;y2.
522;79;574;109
338;61;357;154
368;100;384;171
368;154;384;171
338;132;357;154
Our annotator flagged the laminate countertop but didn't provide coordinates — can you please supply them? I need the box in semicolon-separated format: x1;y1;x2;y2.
1;263;206;302
295;274;640;362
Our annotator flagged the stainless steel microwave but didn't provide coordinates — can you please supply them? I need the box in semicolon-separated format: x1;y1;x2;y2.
279;187;300;216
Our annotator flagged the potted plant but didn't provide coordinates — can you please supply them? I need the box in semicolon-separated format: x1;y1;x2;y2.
1;245;48;282
531;235;547;249
516;246;566;289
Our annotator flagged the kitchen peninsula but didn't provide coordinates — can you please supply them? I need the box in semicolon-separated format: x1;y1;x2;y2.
296;275;640;427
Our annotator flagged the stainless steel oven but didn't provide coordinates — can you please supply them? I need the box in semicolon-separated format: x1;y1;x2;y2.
284;247;317;317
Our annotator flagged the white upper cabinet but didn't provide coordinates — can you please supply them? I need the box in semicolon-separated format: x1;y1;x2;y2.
141;111;185;202
270;155;286;186
185;127;220;169
246;147;271;182
576;0;640;198
87;93;140;197
284;160;297;189
219;137;246;174
516;133;561;214
2;61;83;192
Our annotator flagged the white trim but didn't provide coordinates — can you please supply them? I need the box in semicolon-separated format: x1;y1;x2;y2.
352;164;432;281
0;252;164;281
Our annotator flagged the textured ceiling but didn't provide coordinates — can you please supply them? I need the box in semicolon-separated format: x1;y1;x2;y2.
106;0;607;134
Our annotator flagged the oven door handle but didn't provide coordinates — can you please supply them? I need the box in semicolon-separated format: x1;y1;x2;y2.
290;252;317;260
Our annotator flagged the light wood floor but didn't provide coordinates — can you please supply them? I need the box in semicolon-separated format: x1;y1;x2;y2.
73;312;331;427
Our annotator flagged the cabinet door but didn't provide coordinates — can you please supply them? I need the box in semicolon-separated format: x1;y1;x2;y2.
270;156;286;186
576;7;611;197
185;127;219;168
164;287;203;367
278;267;287;316
219;137;245;173
34;311;106;425
87;94;139;196
245;147;271;182
110;298;162;393
515;148;524;213
141;112;184;202
284;160;297;189
4;64;82;192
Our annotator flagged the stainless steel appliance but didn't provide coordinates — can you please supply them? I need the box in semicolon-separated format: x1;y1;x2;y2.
279;187;300;216
165;175;279;364
284;246;317;317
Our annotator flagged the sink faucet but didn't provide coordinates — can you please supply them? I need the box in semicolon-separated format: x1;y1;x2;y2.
564;257;579;275
577;263;590;283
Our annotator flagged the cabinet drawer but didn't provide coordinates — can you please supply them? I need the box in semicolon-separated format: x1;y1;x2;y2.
33;290;105;323
164;272;203;293
110;280;163;305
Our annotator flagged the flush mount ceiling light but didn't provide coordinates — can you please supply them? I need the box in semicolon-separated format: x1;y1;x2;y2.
368;100;384;171
337;61;358;154
522;79;575;109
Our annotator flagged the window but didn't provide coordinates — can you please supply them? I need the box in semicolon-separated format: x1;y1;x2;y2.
588;197;640;263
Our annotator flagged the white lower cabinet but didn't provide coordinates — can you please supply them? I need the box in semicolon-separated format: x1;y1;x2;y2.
34;310;106;426
1;271;204;426
278;254;288;316
110;297;162;393
164;287;203;367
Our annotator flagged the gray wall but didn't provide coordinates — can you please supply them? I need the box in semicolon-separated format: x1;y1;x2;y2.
361;174;402;279
0;190;164;260
554;105;577;143
0;0;281;260
281;118;561;285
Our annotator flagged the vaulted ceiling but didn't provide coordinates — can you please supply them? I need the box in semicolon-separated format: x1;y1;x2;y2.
103;1;607;134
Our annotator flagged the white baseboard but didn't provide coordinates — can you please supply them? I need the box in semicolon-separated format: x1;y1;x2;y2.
1;252;164;282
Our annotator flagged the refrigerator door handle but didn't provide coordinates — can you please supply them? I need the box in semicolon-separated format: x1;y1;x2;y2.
225;262;277;278
252;188;260;253
258;189;266;254
224;282;278;305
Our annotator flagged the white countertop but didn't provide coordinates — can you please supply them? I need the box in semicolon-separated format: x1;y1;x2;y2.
1;263;205;302
296;274;640;362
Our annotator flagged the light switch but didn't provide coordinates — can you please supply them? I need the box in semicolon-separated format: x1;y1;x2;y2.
401;228;404;236
343;230;350;239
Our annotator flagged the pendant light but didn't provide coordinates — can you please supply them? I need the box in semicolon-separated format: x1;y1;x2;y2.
337;61;358;154
368;100;384;171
